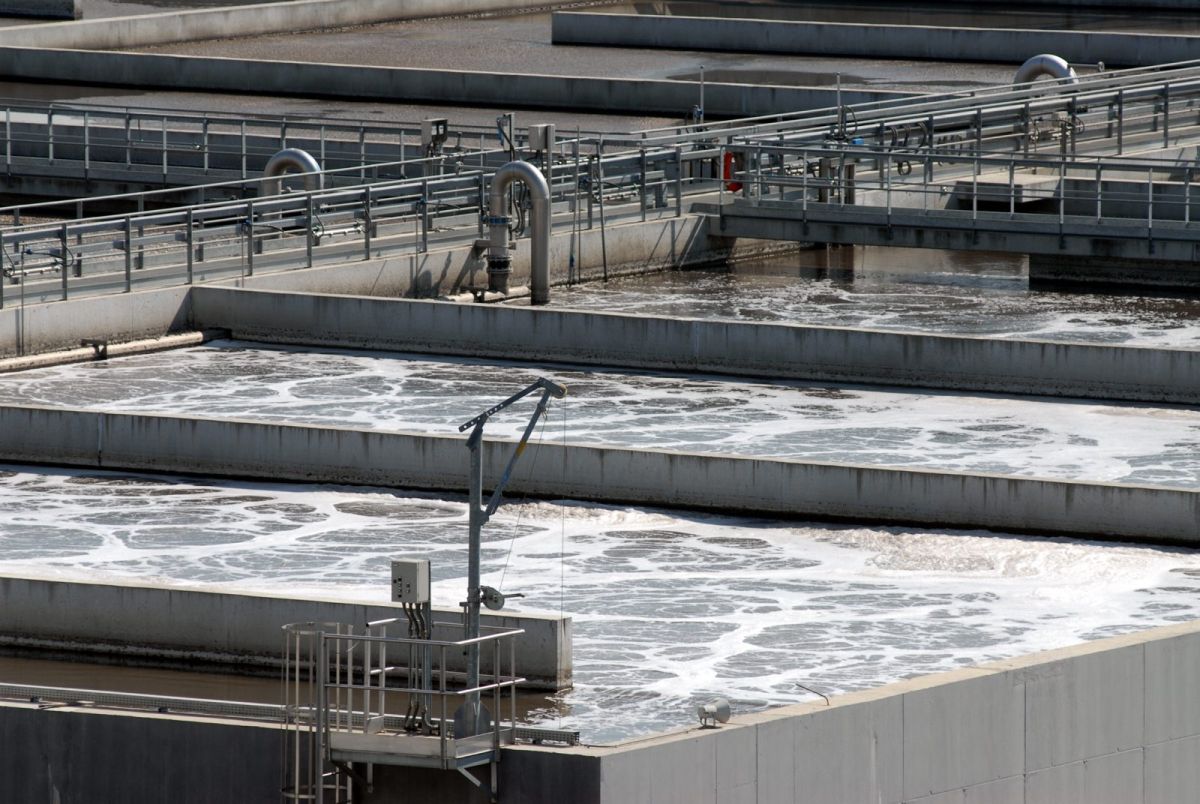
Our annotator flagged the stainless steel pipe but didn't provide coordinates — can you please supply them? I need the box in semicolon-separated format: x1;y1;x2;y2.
262;148;323;197
488;160;551;305
1013;54;1078;86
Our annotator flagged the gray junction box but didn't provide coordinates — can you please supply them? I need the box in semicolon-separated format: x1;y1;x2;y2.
391;559;431;604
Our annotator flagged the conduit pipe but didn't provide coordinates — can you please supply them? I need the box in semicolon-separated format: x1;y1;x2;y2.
1013;54;1078;86
487;160;551;305
262;148;323;197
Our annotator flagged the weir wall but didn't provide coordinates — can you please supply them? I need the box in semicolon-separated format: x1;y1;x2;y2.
0;574;572;689
552;13;1200;67
0;405;1192;542
0;47;905;118
190;287;1200;405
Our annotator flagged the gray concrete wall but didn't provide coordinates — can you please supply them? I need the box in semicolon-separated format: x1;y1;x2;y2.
503;618;1200;804
5;615;1199;803
0;573;571;690
0;0;544;49
0;285;190;358
0;703;285;804
191;286;1200;405
0;47;907;118
552;13;1200;67
0;404;1194;542
0;0;76;19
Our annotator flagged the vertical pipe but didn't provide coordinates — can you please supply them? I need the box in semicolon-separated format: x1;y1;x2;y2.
420;180;429;254
466;439;483;732
59;224;68;301
306;193;315;268
1008;159;1015;217
240;121;247;180
0;230;5;311
1117;90;1125;155
1096;164;1102;221
161;118;168;185
245;199;255;277
124;216;132;293
1163;85;1171;148
1185;170;1191;225
364;187;373;260
83;112;90;183
47;108;54;164
124;113;131;167
186;209;194;284
675;146;683;217
202;118;209;174
639;148;647;221
358;126;366;183
5;108;10;175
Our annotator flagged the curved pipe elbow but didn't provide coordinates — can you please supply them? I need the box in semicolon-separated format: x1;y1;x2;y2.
1013;54;1078;86
488;161;552;305
262;148;324;196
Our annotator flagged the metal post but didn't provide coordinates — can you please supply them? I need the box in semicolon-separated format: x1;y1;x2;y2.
1096;163;1102;221
125;113;131;167
359;126;366;183
47;108;54;164
466;433;484;725
364;187;373;259
202;118;209;174
1148;166;1154;250
240;121;247;180
5;108;11;174
420;180;429;253
675;146;683;217
1008;159;1015;217
1117;89;1125;155
124;216;132;293
801;148;808;224
161;117;168;185
83;112;90;183
245;200;255;277
59;224;68;300
639;148;648;221
0;230;5;310
1186;170;1192;225
306;193;315;267
186;209;194;284
1163;85;1171;148
974;108;983;168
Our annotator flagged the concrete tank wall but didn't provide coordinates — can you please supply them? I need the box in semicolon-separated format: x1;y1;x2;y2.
0;0;550;49
499;618;1200;804
0;0;76;19
191;286;1200;405
5;617;1199;803
0;573;572;690
552;13;1200;67
0;47;907;118
0;405;1193;542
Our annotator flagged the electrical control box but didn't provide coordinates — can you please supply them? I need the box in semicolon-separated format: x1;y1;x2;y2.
391;559;431;604
528;123;555;153
421;118;449;154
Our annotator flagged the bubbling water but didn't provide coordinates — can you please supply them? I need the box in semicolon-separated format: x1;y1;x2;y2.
0;341;1198;488
1;467;1198;743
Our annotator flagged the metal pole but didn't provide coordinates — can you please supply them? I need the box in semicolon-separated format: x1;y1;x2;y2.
364;187;373;259
675;146;683;217
124;216;132;293
1117;89;1125;155
466;435;484;726
186;209;194;284
242;200;254;277
59;224;68;300
202;118;209;174
1096;163;1102;221
306;193;315;267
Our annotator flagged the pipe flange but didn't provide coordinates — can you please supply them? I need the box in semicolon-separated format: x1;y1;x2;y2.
482;215;510;226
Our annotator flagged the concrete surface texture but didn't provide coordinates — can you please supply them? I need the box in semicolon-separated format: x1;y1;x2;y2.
0;404;1194;541
552;13;1200;67
0;0;551;49
0;573;572;689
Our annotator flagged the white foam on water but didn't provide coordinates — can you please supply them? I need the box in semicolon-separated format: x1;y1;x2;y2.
550;270;1200;349
0;341;1197;488
0;467;1197;744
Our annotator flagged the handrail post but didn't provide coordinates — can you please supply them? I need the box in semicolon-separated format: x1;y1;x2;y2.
245;199;255;277
124;216;132;293
1008;159;1015;218
364;187;373;260
306;193;315;268
186;208;194;284
59;223;68;300
1095;163;1102;222
1147;166;1154;251
675;146;683;217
